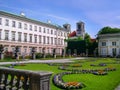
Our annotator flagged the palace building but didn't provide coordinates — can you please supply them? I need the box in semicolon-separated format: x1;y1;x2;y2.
0;11;70;56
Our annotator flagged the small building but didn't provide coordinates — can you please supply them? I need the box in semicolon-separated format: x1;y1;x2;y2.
98;33;120;57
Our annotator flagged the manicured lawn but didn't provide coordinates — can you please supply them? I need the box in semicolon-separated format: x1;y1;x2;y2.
13;58;120;90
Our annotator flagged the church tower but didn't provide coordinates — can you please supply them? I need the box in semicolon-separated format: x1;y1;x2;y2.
76;21;85;39
63;23;71;32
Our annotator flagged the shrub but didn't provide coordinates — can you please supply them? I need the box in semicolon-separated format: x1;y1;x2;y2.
36;53;42;59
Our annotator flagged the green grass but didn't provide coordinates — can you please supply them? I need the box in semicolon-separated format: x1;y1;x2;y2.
13;58;120;90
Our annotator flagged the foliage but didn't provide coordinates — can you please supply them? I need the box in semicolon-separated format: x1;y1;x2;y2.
98;26;120;35
4;51;14;59
36;53;42;59
66;33;98;56
66;40;86;55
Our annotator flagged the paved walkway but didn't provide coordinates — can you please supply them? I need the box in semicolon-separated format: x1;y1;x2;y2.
0;57;85;65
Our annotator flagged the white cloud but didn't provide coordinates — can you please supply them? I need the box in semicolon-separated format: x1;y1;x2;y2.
47;14;69;21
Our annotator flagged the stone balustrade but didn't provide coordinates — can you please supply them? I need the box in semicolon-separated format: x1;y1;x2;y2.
0;67;52;90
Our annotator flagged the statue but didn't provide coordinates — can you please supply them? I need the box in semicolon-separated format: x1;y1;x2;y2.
31;47;36;59
14;46;20;60
0;45;4;60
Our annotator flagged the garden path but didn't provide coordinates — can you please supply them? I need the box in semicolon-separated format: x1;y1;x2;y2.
0;57;85;65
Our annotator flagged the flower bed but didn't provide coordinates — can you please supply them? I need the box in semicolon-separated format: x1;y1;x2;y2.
92;70;107;75
52;72;85;89
90;63;107;67
70;64;82;67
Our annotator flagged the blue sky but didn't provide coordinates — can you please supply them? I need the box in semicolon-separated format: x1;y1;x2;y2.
0;0;120;38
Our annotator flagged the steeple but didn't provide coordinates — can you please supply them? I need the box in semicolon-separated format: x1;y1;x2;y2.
76;21;85;39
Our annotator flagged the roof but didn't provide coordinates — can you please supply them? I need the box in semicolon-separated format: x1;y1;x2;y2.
98;33;120;38
69;31;76;37
90;38;96;42
0;11;69;32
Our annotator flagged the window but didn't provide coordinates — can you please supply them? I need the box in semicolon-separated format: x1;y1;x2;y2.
24;34;27;42
58;38;60;45
5;19;9;26
34;26;37;31
51;30;53;34
12;21;16;27
29;34;32;42
102;42;106;46
43;36;46;44
39;35;41;43
24;23;27;30
18;22;22;28
34;35;37;43
43;28;46;33
47;37;49;44
54;31;57;35
0;18;2;25
29;25;32;30
112;42;116;46
112;48;116;56
18;32;21;42
39;27;41;32
12;47;15;53
55;38;57;45
47;29;49;34
51;37;53;44
58;32;60;36
5;47;8;52
12;32;15;41
5;31;9;40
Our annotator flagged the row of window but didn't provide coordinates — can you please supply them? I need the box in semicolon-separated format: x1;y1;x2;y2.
101;42;117;46
0;30;64;45
5;47;62;55
0;18;67;37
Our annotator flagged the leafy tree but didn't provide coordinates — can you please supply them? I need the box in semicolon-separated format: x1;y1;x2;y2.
66;33;98;56
98;26;120;34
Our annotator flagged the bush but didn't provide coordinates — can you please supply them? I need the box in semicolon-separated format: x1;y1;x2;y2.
36;53;42;59
46;53;52;58
4;51;14;59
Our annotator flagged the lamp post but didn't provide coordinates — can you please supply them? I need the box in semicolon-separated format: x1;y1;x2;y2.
31;47;36;59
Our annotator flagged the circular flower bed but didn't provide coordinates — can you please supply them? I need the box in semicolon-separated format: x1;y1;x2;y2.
52;72;85;89
92;70;107;75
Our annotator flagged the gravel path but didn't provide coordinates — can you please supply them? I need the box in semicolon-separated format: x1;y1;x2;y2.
0;57;85;65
